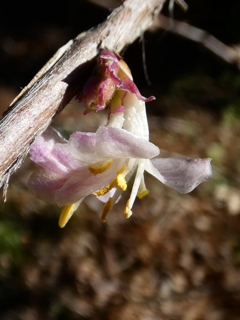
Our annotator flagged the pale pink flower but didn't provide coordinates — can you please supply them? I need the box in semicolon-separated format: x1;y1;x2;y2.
28;50;212;227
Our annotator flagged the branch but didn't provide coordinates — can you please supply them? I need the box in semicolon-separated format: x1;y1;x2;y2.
152;14;240;66
0;0;167;195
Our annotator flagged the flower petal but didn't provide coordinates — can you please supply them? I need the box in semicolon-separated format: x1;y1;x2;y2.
95;126;160;159
28;169;67;203
123;94;150;139
63;131;97;165
151;158;212;193
117;72;155;102
55;160;123;206
29;129;71;175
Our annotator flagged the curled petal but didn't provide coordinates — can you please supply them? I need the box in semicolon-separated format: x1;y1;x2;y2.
30;129;97;175
151;158;212;193
117;74;155;102
29;129;71;175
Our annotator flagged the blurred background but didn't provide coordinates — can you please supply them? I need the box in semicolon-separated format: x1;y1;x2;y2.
1;0;240;319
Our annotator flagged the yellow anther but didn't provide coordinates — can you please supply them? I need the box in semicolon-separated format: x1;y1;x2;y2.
137;189;149;199
108;164;127;191
59;204;75;228
88;160;113;175
101;197;113;222
94;164;127;196
124;199;132;218
115;173;127;191
93;185;111;196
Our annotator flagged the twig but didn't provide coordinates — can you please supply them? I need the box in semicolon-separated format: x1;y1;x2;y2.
0;0;167;196
152;14;239;66
173;0;188;11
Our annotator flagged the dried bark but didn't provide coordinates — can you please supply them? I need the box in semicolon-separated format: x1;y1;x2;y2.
0;0;167;194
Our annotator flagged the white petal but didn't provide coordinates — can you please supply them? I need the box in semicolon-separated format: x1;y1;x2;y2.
96;126;159;159
123;94;149;140
144;159;166;183
151;158;212;193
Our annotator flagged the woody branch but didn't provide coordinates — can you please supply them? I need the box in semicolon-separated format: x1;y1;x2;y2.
153;14;240;67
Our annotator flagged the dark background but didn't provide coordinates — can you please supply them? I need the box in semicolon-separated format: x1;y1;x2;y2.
1;1;240;319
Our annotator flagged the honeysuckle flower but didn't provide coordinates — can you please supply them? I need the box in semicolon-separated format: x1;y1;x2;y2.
28;50;212;228
28;95;212;228
28;124;211;227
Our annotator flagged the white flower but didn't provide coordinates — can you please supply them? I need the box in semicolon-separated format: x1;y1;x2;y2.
29;93;212;227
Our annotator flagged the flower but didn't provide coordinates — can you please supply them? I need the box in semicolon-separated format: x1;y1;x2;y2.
28;99;212;228
28;50;212;227
29;125;159;226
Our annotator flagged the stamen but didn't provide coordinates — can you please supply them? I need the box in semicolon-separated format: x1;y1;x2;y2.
58;201;81;228
137;178;149;199
94;164;127;196
124;199;132;218
128;162;145;210
137;188;149;199
101;197;113;222
88;160;113;175
115;171;127;191
94;185;111;196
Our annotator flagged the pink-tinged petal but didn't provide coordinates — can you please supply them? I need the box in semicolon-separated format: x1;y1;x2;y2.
83;76;116;111
95;78;116;111
29;159;121;206
99;50;122;85
55;161;122;206
38;132;97;172
117;75;155;102
29;129;70;175
151;158;212;193
69;131;96;151
95;126;160;159
66;131;97;164
28;169;67;204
